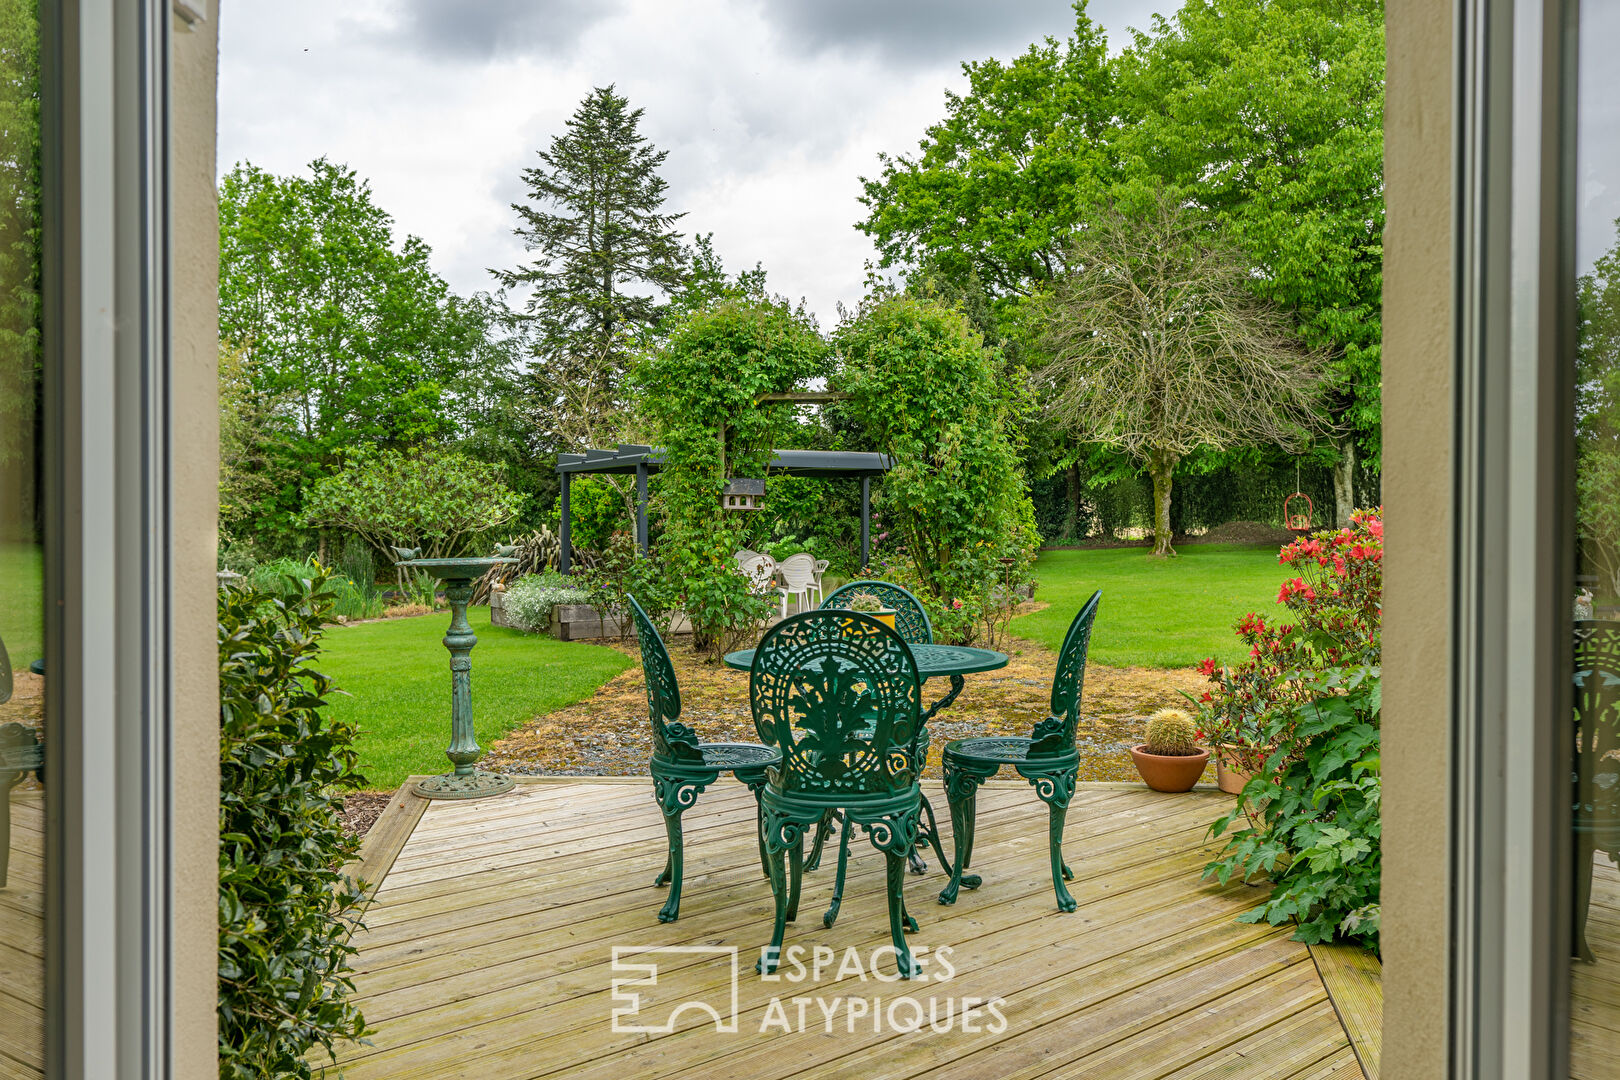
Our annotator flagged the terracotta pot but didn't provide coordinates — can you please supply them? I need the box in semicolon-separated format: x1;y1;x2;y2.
1129;745;1211;793
1215;746;1253;795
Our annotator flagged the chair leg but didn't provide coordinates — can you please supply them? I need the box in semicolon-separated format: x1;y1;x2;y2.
805;809;836;872
938;787;971;906
786;835;804;922
823;823;853;928
758;841;790;975
1575;830;1597;962
1046;800;1077;913
657;808;687;922
918;792;955;876
755;795;771;880
960;788;983;888
939;765;987;904
883;852;919;979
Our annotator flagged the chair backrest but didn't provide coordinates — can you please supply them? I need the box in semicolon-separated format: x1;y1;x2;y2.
735;549;760;566
749;610;921;797
778;552;817;590
628;595;703;763
740;554;777;592
1574;620;1620;831
813;559;829;574
820;580;933;645
1027;591;1102;757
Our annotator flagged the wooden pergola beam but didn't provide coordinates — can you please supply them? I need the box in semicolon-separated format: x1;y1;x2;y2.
754;391;852;404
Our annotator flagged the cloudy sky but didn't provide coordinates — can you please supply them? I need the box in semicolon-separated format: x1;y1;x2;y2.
218;1;1167;326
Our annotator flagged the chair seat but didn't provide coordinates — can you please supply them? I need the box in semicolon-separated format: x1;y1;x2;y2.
943;736;1077;766
699;742;781;771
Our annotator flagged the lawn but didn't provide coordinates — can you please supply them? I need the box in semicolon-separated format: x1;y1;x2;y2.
316;606;631;790
0;542;42;669
1012;543;1295;669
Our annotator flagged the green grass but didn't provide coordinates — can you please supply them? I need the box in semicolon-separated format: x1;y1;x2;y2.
316;607;631;790
0;542;42;668
1012;544;1294;669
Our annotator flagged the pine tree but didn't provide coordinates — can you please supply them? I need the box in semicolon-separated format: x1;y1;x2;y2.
496;85;686;454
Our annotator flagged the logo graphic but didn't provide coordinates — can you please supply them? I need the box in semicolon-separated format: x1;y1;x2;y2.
610;945;740;1034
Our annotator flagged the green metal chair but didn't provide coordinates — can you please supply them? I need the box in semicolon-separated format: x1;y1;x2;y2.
629;595;780;923
1573;620;1620;961
750;610;926;978
938;590;1100;912
821;579;933;645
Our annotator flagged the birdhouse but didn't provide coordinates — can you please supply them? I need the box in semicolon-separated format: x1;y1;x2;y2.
721;477;766;511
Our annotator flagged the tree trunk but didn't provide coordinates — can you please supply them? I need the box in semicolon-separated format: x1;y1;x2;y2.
1063;464;1081;541
1147;449;1179;558
1332;436;1357;527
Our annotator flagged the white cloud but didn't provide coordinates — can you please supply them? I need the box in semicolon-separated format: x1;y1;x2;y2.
218;0;1165;326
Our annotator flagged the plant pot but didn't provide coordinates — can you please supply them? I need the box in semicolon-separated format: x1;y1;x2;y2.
840;609;896;631
1215;745;1253;795
1129;745;1211;793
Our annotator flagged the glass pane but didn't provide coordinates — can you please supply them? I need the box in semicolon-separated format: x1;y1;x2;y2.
0;3;42;1077
1573;2;1620;1074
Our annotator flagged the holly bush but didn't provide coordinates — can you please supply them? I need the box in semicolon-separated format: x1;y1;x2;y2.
632;297;827;652
218;567;369;1078
831;296;1037;640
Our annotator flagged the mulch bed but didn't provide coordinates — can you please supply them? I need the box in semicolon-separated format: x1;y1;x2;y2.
484;629;1204;784
340;790;395;839
1038;519;1296;551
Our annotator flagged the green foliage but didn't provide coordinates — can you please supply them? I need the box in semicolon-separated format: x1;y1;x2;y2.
1114;0;1385;459
218;159;520;549
1578;219;1620;599
1144;708;1199;755
1204;665;1382;950
580;531;680;641
502;570;593;632
0;0;40;494
217;567;368;1078
303;447;520;559
832;295;1038;633
633;297;828;651
496;85;688;454
858;2;1115;317
555;474;631;554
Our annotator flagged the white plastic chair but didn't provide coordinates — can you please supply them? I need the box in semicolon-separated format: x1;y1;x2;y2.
739;554;778;601
777;553;818;617
811;559;829;607
735;549;760;567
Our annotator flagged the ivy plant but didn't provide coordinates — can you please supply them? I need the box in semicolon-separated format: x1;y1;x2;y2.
218;567;369;1078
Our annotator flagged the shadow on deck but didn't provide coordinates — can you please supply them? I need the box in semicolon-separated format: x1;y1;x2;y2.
325;778;1382;1080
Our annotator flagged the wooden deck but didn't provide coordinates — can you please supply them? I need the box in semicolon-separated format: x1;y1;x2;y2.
1574;853;1620;1080
0;790;43;1080
326;777;1379;1080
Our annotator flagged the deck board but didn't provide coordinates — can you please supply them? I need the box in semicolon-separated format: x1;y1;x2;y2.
326;778;1370;1079
0;790;42;1080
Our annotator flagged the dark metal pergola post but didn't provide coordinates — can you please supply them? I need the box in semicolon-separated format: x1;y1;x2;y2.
636;462;650;553
558;471;572;575
860;476;871;569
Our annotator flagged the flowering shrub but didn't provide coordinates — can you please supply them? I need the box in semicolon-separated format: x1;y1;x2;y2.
1194;509;1383;951
1195;508;1383;774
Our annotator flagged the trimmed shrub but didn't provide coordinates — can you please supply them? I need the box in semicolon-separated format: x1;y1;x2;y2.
218;567;368;1078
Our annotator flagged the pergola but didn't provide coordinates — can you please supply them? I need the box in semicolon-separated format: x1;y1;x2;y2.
554;443;892;573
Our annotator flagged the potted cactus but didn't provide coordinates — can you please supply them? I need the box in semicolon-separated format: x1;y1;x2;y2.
1128;708;1211;792
839;591;897;631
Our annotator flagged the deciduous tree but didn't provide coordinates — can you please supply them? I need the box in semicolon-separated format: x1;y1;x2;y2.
1039;195;1329;557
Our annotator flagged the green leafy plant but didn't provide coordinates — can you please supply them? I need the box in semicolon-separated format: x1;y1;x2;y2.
303;446;521;560
502;570;593;632
1204;665;1382;951
1144;708;1200;755
580;531;680;641
217;566;369;1079
631;296;827;655
832;295;1038;641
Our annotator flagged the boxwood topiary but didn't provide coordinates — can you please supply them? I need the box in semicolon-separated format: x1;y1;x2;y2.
218;566;369;1078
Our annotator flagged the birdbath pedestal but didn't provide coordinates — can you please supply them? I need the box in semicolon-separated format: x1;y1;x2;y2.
396;556;518;800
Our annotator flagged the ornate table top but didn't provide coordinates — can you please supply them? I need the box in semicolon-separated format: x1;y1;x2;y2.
722;642;1009;678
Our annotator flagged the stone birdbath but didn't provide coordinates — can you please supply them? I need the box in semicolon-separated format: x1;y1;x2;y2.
395;555;518;800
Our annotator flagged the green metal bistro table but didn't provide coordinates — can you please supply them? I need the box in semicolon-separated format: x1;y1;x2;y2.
724;642;1009;875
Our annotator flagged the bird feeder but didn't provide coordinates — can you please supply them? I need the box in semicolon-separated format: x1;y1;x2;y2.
722;477;765;511
1283;491;1314;533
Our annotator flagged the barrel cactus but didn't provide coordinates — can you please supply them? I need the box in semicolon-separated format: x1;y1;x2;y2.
1144;708;1200;756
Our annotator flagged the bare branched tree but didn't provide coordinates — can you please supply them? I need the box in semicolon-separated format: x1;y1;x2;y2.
1038;193;1330;556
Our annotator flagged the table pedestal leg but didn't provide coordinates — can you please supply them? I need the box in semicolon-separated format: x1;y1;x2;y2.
413;577;515;800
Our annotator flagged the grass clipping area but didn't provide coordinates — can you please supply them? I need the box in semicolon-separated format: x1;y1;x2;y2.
486;627;1207;784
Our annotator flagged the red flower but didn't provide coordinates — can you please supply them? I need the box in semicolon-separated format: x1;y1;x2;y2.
1198;657;1217;677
